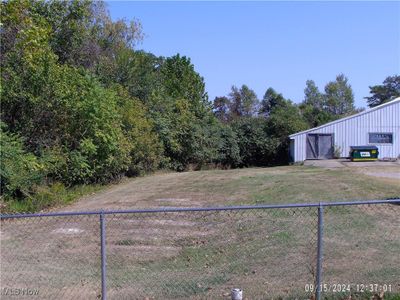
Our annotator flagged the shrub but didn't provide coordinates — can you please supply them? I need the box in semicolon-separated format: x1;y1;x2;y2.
212;122;241;167
115;86;164;176
266;102;309;164
231;117;276;166
0;124;46;199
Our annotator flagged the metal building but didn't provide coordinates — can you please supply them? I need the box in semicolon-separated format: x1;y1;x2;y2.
289;97;400;162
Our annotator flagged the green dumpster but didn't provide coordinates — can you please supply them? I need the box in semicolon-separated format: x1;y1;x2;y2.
349;146;379;161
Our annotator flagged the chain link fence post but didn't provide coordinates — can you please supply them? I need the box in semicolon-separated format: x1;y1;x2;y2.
316;202;324;300
100;211;107;300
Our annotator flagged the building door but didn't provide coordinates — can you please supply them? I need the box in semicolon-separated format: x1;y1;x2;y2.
306;134;318;159
306;134;333;159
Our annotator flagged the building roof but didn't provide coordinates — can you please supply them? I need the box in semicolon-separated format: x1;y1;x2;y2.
289;97;400;138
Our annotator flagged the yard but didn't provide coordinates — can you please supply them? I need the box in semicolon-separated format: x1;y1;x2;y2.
1;165;400;299
64;164;400;211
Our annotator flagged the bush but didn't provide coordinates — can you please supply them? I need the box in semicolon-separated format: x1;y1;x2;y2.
212;122;241;167
266;102;309;164
231;117;276;166
2;60;132;184
0;124;46;199
3;181;106;213
115;86;165;176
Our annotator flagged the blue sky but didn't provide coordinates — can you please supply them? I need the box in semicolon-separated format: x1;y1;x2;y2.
107;1;400;108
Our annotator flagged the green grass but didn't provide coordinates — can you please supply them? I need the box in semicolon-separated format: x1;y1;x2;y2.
244;167;400;204
104;210;315;299
157;165;400;206
115;239;138;246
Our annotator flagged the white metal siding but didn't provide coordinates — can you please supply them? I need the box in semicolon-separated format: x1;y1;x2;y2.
290;99;400;162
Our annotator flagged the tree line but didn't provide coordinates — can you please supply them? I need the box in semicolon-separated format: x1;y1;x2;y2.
1;0;399;211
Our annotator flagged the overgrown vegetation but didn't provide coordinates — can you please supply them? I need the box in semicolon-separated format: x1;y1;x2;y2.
0;0;398;212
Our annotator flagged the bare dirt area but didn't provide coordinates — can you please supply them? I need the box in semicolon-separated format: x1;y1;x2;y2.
305;159;400;182
354;165;400;182
1;166;400;299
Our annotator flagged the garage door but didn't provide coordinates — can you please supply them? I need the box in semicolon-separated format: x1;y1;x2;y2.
306;134;333;159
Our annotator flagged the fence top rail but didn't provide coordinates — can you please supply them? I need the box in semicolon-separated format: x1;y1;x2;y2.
1;199;399;219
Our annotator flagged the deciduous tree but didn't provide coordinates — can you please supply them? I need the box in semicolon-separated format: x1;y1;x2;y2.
259;88;286;117
229;85;259;118
324;74;355;116
213;96;231;122
365;75;400;107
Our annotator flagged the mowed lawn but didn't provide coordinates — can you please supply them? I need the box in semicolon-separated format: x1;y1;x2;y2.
1;165;399;299
65;165;400;211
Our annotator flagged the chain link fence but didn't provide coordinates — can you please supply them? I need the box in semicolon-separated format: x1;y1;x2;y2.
1;200;399;299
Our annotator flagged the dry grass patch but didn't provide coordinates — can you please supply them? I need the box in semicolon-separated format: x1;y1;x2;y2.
1;166;399;299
